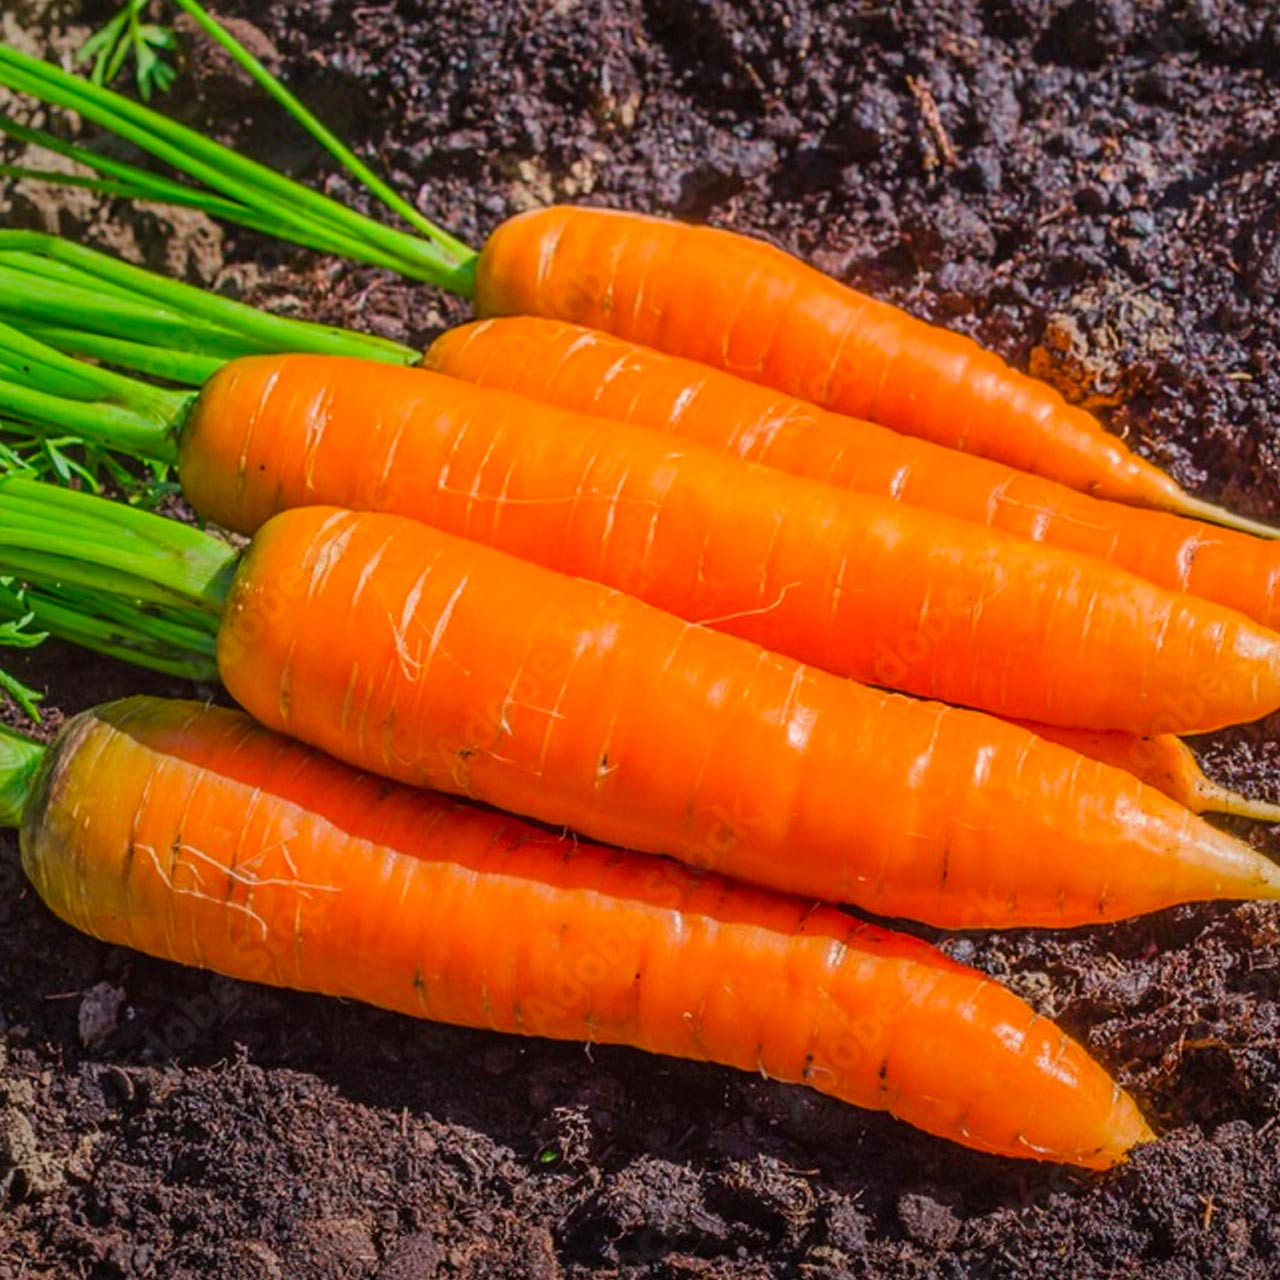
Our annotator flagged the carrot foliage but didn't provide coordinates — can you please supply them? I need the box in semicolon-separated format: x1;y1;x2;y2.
0;717;45;824
0;0;477;292
78;0;177;102
0;318;188;461
0;232;417;370
0;234;419;486
0;478;229;680
0;580;48;720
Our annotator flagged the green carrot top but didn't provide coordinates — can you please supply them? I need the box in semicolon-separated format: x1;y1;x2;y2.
0;0;477;292
0;476;231;683
0;720;45;827
0;231;417;375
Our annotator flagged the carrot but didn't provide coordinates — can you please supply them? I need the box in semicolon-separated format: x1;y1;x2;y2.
5;694;1152;1168
1013;723;1280;823
0;22;1272;539
469;208;1271;530
5;328;1280;736
426;318;1280;632
3;479;1278;929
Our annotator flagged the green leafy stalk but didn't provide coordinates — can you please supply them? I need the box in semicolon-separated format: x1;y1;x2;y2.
0;476;230;679
0;318;186;462
0;232;419;367
0;239;421;470
0;38;479;292
0;314;182;411
78;0;176;101
0;719;46;827
2;584;216;680
0;113;419;263
24;328;224;386
0;236;422;487
0;382;176;461
170;0;472;264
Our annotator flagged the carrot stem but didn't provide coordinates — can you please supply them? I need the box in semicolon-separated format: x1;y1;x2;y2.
0;380;177;457
0;321;186;459
0;262;261;358
0;583;218;679
0;109;335;236
169;0;473;267
0;157;428;268
0;233;419;366
0;478;233;630
0;45;478;292
0;108;411;259
0;315;182;410
0;720;44;826
24;328;224;385
0;476;230;686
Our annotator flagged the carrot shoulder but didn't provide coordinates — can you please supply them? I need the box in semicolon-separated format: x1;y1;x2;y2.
182;354;1280;735
425;317;1280;632
212;504;1280;929
22;696;1153;1169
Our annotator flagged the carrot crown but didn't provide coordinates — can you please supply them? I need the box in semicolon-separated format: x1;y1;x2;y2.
0;0;478;293
0;477;229;681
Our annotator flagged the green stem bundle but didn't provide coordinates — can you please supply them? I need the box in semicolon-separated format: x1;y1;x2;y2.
0;238;428;476
0;477;228;679
0;231;418;368
0;4;478;293
0;721;45;826
0;316;187;459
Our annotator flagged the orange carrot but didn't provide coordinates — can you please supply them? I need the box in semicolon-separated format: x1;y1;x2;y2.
6;483;1280;929
1015;722;1280;823
215;510;1280;925
473;208;1268;535
11;695;1153;1168
426;317;1280;632
171;354;1280;735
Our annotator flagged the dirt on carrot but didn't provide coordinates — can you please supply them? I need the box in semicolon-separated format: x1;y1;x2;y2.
2;1;1280;1278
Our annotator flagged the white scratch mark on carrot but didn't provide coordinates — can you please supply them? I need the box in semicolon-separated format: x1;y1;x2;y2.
137;844;270;941
694;580;802;628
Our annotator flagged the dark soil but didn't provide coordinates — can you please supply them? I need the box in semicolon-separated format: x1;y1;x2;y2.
3;1;1280;1276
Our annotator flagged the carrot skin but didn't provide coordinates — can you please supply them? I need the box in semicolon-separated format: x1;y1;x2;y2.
211;505;1280;929
180;354;1280;734
471;207;1188;510
23;696;1154;1169
425;318;1280;632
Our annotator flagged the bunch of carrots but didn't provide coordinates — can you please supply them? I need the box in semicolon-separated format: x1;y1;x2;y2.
0;0;1275;1171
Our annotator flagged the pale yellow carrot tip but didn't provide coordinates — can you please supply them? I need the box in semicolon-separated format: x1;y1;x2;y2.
1200;784;1280;825
1096;1092;1158;1171
1174;493;1280;541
